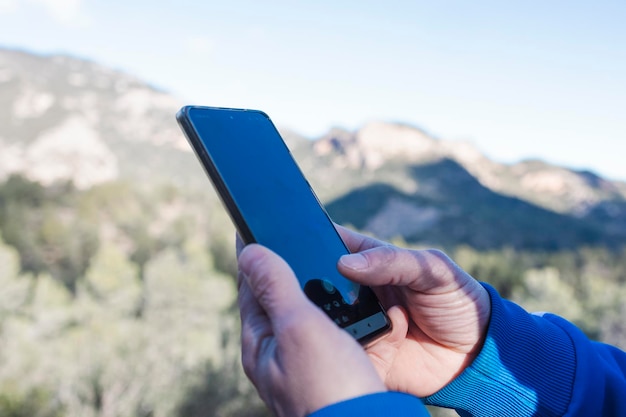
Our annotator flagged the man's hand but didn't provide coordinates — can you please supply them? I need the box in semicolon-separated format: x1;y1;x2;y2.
336;226;491;398
237;243;385;417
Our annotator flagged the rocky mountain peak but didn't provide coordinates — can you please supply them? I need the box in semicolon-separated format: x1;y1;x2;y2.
315;121;449;169
356;122;437;167
314;120;491;173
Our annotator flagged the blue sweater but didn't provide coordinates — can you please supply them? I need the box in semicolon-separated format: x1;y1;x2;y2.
310;284;626;417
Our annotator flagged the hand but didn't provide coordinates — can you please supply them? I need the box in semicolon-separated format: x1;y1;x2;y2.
237;242;385;417
335;225;491;398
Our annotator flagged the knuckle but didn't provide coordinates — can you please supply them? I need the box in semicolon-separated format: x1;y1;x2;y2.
241;349;256;378
240;329;255;373
418;248;459;287
372;244;401;265
246;257;275;299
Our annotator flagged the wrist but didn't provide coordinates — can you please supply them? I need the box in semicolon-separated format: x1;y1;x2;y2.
465;281;492;363
424;283;576;416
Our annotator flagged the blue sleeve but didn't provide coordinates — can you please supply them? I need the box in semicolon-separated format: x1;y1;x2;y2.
308;392;430;417
423;283;626;416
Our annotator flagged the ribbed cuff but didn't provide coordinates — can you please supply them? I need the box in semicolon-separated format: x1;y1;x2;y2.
424;283;576;417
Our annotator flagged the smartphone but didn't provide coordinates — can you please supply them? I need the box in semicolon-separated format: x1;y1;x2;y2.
176;105;391;344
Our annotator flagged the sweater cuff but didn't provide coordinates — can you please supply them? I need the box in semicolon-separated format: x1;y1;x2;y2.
423;283;576;417
309;392;429;417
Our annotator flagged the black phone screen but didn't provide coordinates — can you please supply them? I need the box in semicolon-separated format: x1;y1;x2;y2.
177;106;390;343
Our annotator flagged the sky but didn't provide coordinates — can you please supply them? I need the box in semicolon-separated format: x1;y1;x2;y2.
1;0;625;180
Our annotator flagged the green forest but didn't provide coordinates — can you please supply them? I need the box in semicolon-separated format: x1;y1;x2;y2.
1;174;625;417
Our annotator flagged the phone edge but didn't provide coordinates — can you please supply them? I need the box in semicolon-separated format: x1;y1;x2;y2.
176;105;257;245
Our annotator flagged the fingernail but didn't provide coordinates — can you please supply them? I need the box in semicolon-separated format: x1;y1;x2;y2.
339;253;369;270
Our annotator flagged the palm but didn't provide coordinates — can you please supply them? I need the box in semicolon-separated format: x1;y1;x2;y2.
366;286;483;397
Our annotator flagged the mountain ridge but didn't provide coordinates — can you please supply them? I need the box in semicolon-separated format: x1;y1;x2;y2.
1;47;625;250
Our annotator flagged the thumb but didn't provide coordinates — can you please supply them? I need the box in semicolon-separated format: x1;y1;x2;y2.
338;245;461;292
238;244;309;318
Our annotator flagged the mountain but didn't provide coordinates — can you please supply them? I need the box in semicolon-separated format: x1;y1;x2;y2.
310;122;626;216
1;47;625;250
0;47;207;189
308;122;626;249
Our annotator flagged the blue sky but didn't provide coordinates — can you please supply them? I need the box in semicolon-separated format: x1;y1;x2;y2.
1;0;625;180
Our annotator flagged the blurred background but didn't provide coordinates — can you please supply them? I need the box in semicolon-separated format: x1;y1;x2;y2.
0;1;625;416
